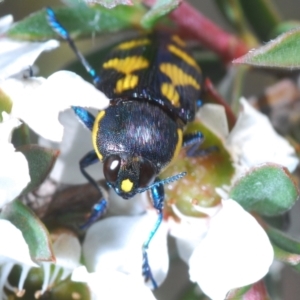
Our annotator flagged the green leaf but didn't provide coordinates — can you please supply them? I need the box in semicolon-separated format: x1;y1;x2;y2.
233;27;300;69
239;0;281;41
213;0;257;46
16;145;59;196
0;200;54;262
141;0;179;29
273;244;300;265
7;5;146;41
229;163;299;216
266;224;300;254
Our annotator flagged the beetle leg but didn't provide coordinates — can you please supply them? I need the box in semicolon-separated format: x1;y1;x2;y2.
46;7;100;84
72;106;95;131
183;132;217;157
196;99;203;109
142;181;164;289
79;150;108;229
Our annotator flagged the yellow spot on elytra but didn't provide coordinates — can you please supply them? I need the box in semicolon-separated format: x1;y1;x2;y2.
117;38;150;50
92;111;105;161
171;35;186;47
170;128;183;165
161;83;180;107
103;56;148;75
116;74;139;93
160;63;200;90
121;178;134;192
168;44;200;71
103;56;148;93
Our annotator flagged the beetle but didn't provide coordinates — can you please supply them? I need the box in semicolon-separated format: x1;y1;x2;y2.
46;7;206;288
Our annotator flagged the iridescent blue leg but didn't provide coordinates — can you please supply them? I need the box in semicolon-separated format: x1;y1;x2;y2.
196;99;203;109
79;150;108;229
142;180;165;289
72;106;95;131
183;132;217;157
46;7;100;84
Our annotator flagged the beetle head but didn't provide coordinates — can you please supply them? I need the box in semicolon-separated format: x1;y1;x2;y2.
103;154;157;199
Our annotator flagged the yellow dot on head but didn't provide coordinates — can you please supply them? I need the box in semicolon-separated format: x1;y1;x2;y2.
121;178;134;192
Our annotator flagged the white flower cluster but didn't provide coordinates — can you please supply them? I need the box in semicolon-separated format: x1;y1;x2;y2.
0;13;299;300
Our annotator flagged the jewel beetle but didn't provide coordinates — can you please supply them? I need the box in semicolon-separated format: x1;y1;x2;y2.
46;7;206;288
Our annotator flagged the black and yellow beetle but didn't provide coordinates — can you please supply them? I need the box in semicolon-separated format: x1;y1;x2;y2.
47;7;206;288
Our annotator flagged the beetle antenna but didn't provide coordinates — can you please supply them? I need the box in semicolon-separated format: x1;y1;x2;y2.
46;7;100;84
137;172;187;193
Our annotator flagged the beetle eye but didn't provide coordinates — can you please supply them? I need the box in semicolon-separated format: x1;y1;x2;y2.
103;155;121;183
139;160;156;188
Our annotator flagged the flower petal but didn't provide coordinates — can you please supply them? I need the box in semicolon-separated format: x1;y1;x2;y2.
0;220;37;267
52;232;81;269
0;114;30;206
8;71;109;142
227;98;299;173
39;108;99;184
189;199;274;300
196;103;229;140
82;211;169;288
0;38;59;80
0;15;13;35
72;266;157;300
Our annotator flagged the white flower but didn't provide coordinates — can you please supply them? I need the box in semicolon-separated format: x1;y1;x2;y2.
82;210;169;289
0;112;30;206
172;199;274;300
0;15;59;81
0;15;109;143
197;98;299;175
72;266;157;300
41;231;81;294
0;113;35;299
0;220;38;299
1;71;110;143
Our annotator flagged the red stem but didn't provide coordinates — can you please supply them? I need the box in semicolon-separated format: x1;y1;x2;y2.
204;78;237;130
143;0;249;62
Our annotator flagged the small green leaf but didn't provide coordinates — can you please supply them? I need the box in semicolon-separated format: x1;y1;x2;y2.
213;0;257;46
7;5;146;41
233;27;300;69
273;244;300;265
16;145;59;196
0;200;54;262
141;0;179;29
239;0;281;41
266;224;300;254
229;164;299;216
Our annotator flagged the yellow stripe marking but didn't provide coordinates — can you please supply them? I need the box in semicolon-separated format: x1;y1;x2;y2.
117;38;150;50
171;35;186;47
92;111;105;161
115;74;139;93
121;178;134;192
103;56;149;75
161;83;180;107
170;129;183;165
168;44;200;71
103;56;148;94
160;63;200;90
